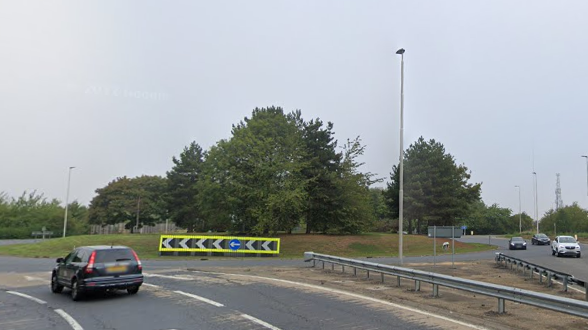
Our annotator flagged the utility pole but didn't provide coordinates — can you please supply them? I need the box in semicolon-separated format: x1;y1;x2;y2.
515;185;521;233
396;47;405;265
63;166;75;237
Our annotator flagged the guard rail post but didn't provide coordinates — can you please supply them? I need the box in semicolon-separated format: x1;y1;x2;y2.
396;276;401;287
498;298;505;314
381;273;385;283
415;280;421;292
432;284;439;297
367;270;370;279
562;276;568;292
547;272;553;287
353;267;357;276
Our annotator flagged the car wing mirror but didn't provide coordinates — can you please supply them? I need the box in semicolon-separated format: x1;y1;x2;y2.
56;257;64;263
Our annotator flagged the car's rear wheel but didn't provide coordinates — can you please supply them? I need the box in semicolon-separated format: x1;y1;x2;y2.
127;286;139;295
51;273;63;293
71;279;83;301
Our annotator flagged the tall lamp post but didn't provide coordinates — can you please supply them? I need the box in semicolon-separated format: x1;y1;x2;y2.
396;48;405;265
63;166;75;237
532;171;538;234
582;155;588;197
515;185;521;233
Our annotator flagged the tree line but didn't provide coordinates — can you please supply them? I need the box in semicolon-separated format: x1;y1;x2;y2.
6;107;586;238
0;191;88;238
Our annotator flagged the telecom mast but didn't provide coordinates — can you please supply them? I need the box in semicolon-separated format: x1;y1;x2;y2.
555;173;563;210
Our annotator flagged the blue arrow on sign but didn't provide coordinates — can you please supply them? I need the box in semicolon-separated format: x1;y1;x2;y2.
229;239;241;251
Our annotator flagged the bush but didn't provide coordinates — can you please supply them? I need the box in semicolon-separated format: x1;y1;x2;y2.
0;227;37;239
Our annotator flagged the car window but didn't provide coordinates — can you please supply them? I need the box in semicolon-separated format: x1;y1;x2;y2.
559;237;576;243
94;249;135;263
77;250;87;262
64;251;77;264
72;253;82;263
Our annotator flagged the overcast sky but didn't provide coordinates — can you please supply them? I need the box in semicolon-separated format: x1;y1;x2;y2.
2;1;588;223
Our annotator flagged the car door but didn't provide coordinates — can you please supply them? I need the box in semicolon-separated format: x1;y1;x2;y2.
63;249;80;285
57;251;74;284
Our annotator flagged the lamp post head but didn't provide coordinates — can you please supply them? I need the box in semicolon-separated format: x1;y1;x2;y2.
582;155;588;158
69;166;76;170
396;48;405;55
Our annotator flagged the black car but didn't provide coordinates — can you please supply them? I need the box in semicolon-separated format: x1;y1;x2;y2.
532;233;550;245
51;245;143;301
508;237;527;250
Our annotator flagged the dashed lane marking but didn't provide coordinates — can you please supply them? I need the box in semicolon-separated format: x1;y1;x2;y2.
240;313;282;330
174;290;224;307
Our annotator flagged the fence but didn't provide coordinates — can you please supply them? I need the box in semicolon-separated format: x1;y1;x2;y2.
305;252;588;318
90;222;183;235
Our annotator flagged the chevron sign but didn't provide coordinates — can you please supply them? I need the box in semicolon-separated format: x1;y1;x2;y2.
159;235;280;254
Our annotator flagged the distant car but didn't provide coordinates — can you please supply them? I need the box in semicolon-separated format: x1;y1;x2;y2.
551;236;581;258
51;245;143;301
508;237;527;250
531;233;550;245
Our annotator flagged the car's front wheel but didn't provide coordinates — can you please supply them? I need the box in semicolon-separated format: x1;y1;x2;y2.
51;273;63;293
127;286;139;295
577;253;581;258
71;279;83;301
552;249;556;256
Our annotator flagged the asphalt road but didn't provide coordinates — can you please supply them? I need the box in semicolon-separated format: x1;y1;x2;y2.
0;268;483;330
0;236;586;330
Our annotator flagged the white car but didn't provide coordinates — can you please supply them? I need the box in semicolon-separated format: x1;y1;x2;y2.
551;236;581;258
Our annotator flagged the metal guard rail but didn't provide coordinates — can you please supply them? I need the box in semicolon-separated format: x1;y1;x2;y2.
305;251;588;318
494;253;582;290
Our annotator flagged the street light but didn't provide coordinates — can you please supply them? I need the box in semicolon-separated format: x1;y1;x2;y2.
396;48;405;265
63;166;75;237
532;172;538;234
582;156;588;197
515;185;521;233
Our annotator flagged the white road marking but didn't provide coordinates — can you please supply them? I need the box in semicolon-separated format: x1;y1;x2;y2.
142;283;161;289
189;271;488;330
241;313;282;330
174;290;224;307
24;275;50;283
54;309;84;330
6;291;47;304
143;273;192;281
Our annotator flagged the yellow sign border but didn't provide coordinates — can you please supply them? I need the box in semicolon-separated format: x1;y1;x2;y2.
159;235;280;254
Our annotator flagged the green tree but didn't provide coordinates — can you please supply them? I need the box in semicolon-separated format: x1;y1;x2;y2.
327;137;379;234
298;115;342;234
539;203;588;234
508;212;534;233
385;137;481;234
0;191;88;238
88;176;168;230
166;142;205;232
199;107;308;234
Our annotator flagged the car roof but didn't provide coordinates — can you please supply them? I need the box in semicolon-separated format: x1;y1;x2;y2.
79;245;131;251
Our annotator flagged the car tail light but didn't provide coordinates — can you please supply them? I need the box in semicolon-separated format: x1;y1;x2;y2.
131;250;142;271
85;251;96;274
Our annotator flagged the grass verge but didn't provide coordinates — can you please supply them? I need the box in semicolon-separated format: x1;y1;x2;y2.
0;233;496;259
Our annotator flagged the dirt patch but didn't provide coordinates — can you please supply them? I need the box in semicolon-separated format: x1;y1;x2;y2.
187;260;588;330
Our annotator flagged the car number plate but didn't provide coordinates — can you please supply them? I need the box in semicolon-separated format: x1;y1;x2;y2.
106;265;127;273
